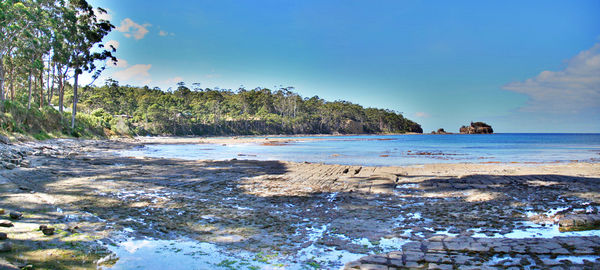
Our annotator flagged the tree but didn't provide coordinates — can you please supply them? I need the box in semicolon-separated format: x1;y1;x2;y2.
60;0;115;130
0;0;34;102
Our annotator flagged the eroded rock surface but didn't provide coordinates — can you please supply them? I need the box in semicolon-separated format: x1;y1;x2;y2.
346;235;600;269
0;138;599;269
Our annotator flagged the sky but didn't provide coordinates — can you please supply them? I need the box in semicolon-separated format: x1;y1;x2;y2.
84;0;600;133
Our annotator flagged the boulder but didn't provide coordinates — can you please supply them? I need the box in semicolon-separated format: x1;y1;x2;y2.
459;122;493;134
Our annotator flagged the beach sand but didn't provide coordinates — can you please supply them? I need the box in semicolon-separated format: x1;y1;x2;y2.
0;138;599;269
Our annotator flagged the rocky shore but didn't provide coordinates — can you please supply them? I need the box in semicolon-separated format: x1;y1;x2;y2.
0;137;599;269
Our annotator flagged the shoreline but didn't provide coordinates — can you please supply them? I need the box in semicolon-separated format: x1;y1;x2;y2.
119;135;600;167
0;138;599;269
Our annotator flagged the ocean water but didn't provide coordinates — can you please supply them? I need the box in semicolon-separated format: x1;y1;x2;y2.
120;133;600;166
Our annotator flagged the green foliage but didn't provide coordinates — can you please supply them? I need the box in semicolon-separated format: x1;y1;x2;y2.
69;82;423;136
0;99;106;139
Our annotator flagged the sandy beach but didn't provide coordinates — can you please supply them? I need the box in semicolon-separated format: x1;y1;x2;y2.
0;138;599;269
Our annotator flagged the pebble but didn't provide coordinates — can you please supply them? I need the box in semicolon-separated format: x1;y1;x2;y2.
42;227;55;236
0;220;13;227
8;212;22;220
2;162;16;170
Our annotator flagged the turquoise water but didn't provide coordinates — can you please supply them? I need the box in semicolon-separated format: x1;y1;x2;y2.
121;134;600;166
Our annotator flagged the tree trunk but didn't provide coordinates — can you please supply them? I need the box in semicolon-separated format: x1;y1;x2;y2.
0;56;5;102
10;74;14;100
27;69;32;109
39;68;44;108
58;66;63;115
71;72;78;130
46;60;51;104
49;63;55;105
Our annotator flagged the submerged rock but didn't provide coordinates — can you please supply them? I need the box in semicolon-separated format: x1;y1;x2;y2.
0;232;7;240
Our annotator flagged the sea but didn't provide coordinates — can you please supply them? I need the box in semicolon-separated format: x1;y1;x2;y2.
120;133;600;166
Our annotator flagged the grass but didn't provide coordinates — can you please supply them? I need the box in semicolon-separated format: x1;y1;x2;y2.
0;100;109;140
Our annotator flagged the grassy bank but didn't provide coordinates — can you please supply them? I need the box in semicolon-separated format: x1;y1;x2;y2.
0;100;112;140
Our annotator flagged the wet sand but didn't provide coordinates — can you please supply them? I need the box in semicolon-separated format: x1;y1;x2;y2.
0;138;599;269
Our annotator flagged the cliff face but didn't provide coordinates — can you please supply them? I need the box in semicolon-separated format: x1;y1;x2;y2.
459;122;493;134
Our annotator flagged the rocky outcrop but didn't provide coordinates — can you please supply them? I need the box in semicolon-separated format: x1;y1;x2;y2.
431;128;450;134
459;122;493;134
559;214;600;231
342;120;364;134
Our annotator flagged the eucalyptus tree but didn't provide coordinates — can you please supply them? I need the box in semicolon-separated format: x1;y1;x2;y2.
57;0;115;129
0;0;34;101
21;1;52;109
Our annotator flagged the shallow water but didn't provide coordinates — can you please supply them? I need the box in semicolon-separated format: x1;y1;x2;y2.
121;134;600;166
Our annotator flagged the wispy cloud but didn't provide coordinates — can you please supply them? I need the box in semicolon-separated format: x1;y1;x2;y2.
504;42;600;114
110;58;128;68
112;64;152;85
162;76;184;86
414;112;430;118
116;18;150;40
158;30;175;37
105;40;119;50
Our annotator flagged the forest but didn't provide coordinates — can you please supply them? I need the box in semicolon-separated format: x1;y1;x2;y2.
0;0;422;137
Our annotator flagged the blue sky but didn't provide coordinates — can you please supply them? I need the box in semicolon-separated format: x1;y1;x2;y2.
86;0;600;133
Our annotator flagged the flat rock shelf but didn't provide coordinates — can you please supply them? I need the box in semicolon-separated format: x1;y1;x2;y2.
0;138;599;269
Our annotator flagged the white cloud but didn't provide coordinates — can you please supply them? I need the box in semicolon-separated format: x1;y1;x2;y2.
158;30;175;37
116;18;150;40
504;42;600;114
110;58;128;68
163;76;184;85
112;64;152;85
105;40;119;50
414;112;430;118
95;8;112;21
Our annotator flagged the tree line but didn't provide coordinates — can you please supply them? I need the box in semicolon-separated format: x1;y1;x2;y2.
73;81;423;136
0;0;115;130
